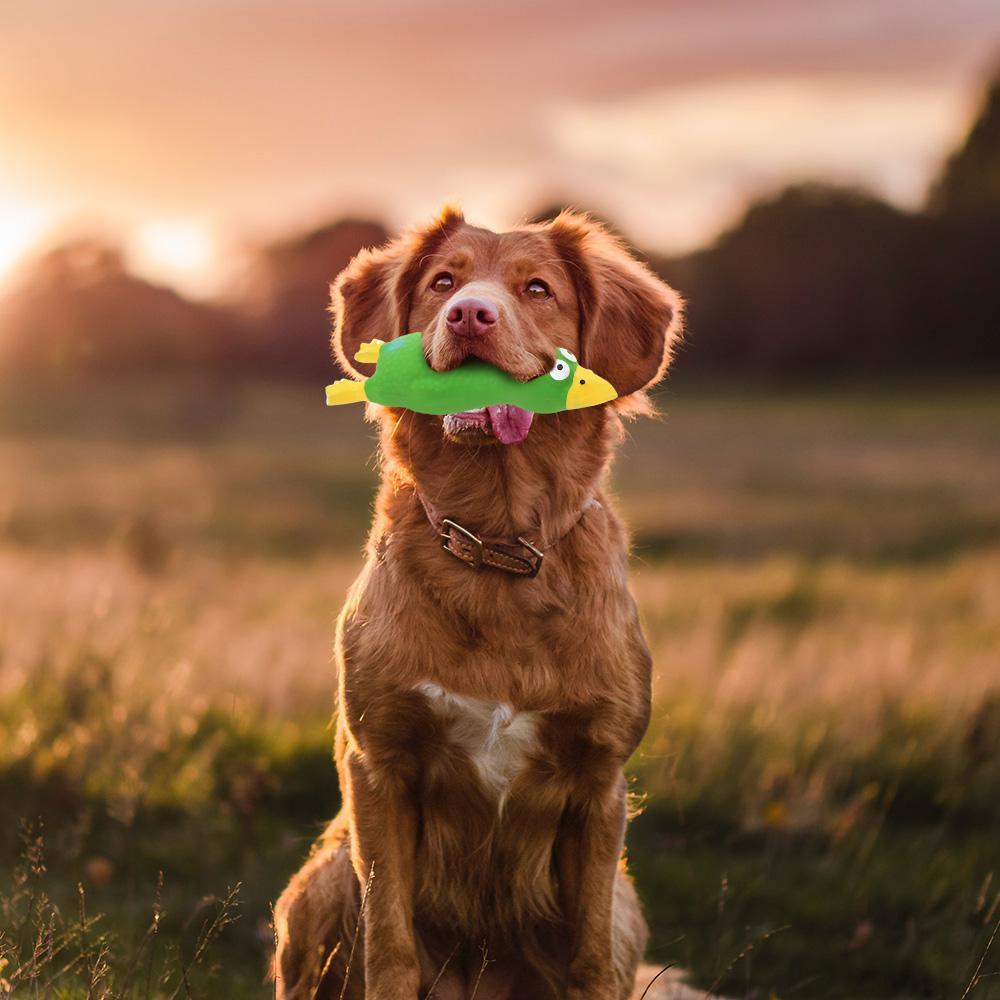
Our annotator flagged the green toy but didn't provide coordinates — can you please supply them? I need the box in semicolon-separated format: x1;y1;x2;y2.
325;332;617;415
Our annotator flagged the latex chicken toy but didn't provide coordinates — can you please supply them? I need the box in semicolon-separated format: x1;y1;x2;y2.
325;333;617;415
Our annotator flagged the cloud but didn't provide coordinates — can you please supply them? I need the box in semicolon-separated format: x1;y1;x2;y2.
0;0;996;283
545;73;974;249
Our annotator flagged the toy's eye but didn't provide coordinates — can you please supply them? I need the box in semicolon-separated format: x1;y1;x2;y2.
431;272;454;292
525;278;551;300
550;357;571;381
558;348;577;362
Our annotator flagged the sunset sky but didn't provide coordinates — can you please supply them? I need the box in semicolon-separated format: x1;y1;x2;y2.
1;0;998;296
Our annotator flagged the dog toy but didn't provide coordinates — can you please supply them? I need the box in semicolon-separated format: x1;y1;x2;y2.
325;333;617;414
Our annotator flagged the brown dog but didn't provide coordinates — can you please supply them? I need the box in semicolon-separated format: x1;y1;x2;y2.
274;206;682;1000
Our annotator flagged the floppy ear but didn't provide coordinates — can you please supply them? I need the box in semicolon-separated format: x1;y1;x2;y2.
330;244;405;378
331;205;466;377
548;211;683;397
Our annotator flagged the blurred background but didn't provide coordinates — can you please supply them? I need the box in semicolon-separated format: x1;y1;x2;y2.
1;2;999;997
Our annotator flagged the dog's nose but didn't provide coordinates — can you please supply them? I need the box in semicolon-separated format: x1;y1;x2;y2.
445;297;498;339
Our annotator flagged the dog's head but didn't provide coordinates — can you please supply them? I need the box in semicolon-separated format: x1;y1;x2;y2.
332;205;682;440
333;209;681;520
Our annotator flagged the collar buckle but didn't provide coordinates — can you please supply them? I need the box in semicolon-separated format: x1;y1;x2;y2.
439;519;545;577
514;535;545;578
441;518;483;569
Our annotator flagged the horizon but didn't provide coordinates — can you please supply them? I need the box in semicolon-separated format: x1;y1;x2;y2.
1;0;998;298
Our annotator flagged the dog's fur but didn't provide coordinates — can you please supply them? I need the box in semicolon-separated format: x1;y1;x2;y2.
274;207;682;1000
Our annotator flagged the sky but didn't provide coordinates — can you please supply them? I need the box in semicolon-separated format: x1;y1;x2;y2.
0;0;998;296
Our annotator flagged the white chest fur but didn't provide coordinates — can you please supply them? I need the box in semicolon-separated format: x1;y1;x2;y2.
415;682;541;807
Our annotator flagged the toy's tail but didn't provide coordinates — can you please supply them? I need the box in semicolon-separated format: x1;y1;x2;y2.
354;339;385;364
325;379;368;406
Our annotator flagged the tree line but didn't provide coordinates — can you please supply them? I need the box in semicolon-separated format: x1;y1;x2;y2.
3;74;997;381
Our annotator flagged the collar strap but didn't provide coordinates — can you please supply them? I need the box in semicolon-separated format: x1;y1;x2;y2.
415;491;601;578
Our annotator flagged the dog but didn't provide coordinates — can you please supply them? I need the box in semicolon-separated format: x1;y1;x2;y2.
274;206;683;1000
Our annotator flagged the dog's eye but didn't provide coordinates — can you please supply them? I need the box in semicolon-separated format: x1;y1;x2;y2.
431;272;454;292
525;278;551;300
550;357;571;381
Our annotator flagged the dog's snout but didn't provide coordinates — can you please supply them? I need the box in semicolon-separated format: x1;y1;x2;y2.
445;297;498;339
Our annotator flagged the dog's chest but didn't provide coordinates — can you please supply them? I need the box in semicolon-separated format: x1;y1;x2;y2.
415;681;541;805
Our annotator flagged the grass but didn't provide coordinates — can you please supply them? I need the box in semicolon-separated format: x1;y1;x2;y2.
1;376;999;997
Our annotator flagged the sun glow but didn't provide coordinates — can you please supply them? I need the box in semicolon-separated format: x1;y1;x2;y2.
0;203;59;285
129;220;221;298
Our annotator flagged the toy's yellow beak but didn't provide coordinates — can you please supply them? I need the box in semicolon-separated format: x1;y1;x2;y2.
566;367;617;409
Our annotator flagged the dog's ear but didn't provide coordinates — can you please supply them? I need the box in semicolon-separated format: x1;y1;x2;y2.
331;204;466;377
330;243;405;379
548;211;683;397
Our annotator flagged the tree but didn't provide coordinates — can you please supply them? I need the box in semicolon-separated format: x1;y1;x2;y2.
928;70;1000;216
0;239;239;375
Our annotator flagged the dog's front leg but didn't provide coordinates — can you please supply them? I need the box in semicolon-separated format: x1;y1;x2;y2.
344;748;420;1000
558;775;630;1000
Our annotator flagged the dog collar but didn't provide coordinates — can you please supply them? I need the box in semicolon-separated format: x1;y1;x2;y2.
413;490;602;578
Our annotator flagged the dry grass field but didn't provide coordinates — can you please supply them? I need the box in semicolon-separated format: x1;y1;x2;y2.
1;378;999;998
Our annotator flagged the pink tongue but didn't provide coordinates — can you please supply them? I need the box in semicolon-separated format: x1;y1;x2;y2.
486;405;534;445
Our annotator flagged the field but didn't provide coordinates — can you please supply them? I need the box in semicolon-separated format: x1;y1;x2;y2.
1;377;999;998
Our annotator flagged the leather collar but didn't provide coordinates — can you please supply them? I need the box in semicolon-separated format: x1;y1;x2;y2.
414;490;601;578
